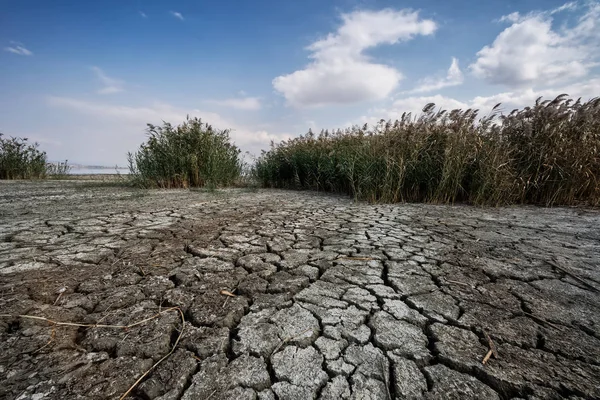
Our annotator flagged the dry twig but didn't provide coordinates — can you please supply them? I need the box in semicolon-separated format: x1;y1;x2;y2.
271;328;313;355
444;279;473;287
337;256;374;261
0;307;185;400
481;329;498;365
547;258;599;293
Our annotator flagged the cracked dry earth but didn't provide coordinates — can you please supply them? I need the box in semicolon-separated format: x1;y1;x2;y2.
1;181;600;400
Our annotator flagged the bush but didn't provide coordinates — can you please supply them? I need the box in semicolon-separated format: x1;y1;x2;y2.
128;117;242;188
256;96;600;206
0;134;48;179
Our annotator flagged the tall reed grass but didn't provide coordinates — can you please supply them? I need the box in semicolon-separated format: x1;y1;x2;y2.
0;134;48;179
46;160;72;178
128;117;242;188
256;96;600;206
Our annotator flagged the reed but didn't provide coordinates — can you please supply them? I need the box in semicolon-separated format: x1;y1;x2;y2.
128;117;242;188
0;134;48;179
256;96;600;206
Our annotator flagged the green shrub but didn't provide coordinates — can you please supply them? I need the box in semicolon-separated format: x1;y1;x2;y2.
256;96;600;206
0;134;48;179
128;117;242;188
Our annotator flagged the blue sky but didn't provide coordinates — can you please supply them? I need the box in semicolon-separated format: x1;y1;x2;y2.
1;0;599;165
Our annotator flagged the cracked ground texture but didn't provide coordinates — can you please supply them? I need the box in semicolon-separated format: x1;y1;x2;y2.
1;180;599;400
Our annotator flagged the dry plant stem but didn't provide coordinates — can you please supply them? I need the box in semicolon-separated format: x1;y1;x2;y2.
271;328;313;355
444;279;473;287
53;292;63;305
119;308;185;399
547;259;600;293
482;329;498;365
0;307;185;400
482;349;493;365
32;327;56;355
0;307;181;330
520;312;563;331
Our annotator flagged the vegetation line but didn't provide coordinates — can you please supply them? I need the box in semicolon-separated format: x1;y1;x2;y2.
256;95;600;206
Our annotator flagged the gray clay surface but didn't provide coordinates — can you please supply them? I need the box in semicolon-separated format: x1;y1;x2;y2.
1;180;599;399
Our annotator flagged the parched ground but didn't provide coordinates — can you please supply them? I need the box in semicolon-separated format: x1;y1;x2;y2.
1;180;599;400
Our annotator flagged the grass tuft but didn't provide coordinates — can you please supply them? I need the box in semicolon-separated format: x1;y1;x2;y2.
127;117;242;188
0;133;49;179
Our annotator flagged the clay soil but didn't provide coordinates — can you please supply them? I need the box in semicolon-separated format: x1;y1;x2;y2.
1;180;599;400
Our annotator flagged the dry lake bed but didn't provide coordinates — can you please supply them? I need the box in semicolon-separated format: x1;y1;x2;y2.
1;180;599;400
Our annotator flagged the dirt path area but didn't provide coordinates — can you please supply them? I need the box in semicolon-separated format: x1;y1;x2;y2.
1;180;599;400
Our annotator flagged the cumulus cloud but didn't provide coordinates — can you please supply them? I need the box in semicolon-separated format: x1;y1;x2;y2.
170;11;184;21
407;58;463;94
4;42;33;56
206;97;262;110
91;66;124;94
273;9;437;107
471;2;600;88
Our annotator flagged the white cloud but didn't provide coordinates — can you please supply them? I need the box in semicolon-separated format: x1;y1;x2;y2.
4;43;33;56
358;77;600;126
498;2;578;23
46;96;185;123
551;1;578;14
140;11;147;18
206;97;262;110
91;66;124;94
359;95;468;125
45;96;288;158
407;57;463;94
170;11;184;21
273;9;437;107
471;2;600;88
470;77;600;111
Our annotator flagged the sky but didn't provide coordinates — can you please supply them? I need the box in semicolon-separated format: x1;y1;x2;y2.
1;0;599;166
